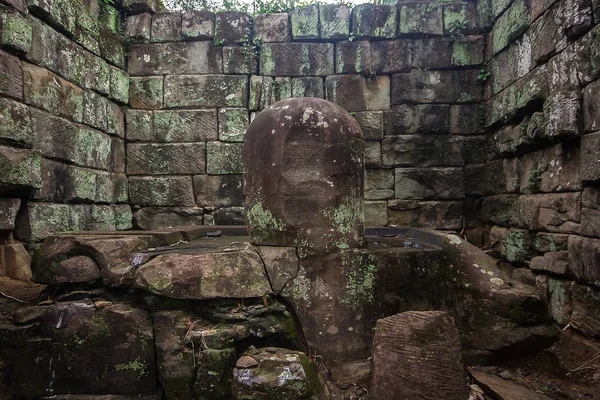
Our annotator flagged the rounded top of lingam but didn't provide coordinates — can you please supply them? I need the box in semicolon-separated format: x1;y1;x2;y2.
243;97;365;250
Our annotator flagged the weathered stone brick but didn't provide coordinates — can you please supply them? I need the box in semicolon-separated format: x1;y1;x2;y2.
127;143;206;175
270;76;291;103
581;132;600;182
193;174;243;207
0;145;41;189
99;3;120;34
83;89;107;132
154;109;218;142
365;141;381;168
398;3;443;35
128;42;222;75
533;232;569;252
291;77;323;98
99;28;125;69
260;43;333;76
125;13;151;43
129;76;163;109
214;11;252;44
319;4;349;39
464;161;510;196
352;4;396;38
164;74;248;108
134;207;203;230
581;207;600;237
365;169;394;200
106;101;125;138
462;135;495;164
110;136;125;173
395;167;464;200
412;38;452;69
365;201;388;226
253;13;289;43
518;143;580;194
151;12;181;42
218;108;248;142
536;193;582;233
223;46;257;75
583;79;600;133
388;199;463;229
443;2;479;35
249;75;273;110
370;39;411;74
0;97;32;146
382;135;463;167
543;91;582;140
529;4;567;64
22;61;59;113
0;48;22;100
491;0;530;55
129;176;195;207
83;55;110;96
122;0;157;14
109;67;129;105
126;109;153;142
493;119;533;156
15;202;71;241
182;10;214;40
27;17;59;71
336;40;371;74
206;142;242;174
325;74;390;111
211;206;245;225
0;198;20;230
452;36;485;66
391;70;482;104
450;105;482;135
1;0;26;13
571;283;600;335
569;236;600;284
1;9;32;53
291;5;319;40
352;111;383;140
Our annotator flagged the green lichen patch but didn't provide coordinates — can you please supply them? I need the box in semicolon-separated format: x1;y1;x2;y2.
247;202;285;243
340;252;377;310
1;11;32;53
321;194;363;235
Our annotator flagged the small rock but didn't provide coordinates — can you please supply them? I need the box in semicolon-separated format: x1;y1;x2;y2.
498;369;513;380
94;301;113;309
265;347;277;354
338;382;351;390
236;355;259;368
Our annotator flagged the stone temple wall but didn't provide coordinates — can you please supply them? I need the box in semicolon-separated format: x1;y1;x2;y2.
0;0;132;243
466;0;600;337
123;1;486;231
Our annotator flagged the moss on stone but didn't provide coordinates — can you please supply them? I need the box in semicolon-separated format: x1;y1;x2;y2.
340;253;377;310
321;194;363;235
1;11;32;53
247;202;285;243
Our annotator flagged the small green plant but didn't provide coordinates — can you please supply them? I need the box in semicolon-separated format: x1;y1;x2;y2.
213;38;225;47
477;66;491;81
241;33;263;60
447;19;466;38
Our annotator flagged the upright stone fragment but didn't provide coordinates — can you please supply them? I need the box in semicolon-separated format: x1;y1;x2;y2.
371;311;468;400
243;98;364;248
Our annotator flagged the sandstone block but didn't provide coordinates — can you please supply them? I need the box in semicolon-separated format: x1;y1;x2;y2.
155;109;218;142
583;79;600;133
450;104;482;135
151;12;181;42
129;76;163;109
452;36;485;66
325;74;390;111
128;42;222;75
352;111;383;140
0;145;41;189
382;135;463;167
412;38;452;69
392;70;482;104
83;89;108;132
569;236;600;287
193;174;243;207
365;141;381;168
126;109;153;141
398;3;443;35
206;141;243;174
134;207;203;230
371;312;467;400
352;4;396;38
214;11;252;44
365;200;388;226
370;39;411;74
543;91;582;139
291;77;323;98
581;132;600;182
291;5;319;40
491;0;530;54
443;2;479;35
256;246;299;294
571;283;600;336
218;108;248;142
0;97;32;146
127;143;206;175
164;74;248;108
125;12;151;43
182;10;214;40
365;169;394;200
129;176;195;207
15;202;70;241
1;10;32;53
395;168;464;200
320;3;349;39
253;12;289;42
336;40;371;74
0;48;22;100
260;43;333;76
388;200;463;229
518;142;580;194
223;46;257;75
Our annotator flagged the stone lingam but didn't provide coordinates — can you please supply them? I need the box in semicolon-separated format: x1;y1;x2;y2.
2;98;558;400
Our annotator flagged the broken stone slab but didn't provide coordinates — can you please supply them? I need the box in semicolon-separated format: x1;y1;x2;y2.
0;276;45;304
133;207;204;230
232;347;319;400
371;311;468;400
134;242;271;300
34;234;161;288
469;369;552;400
